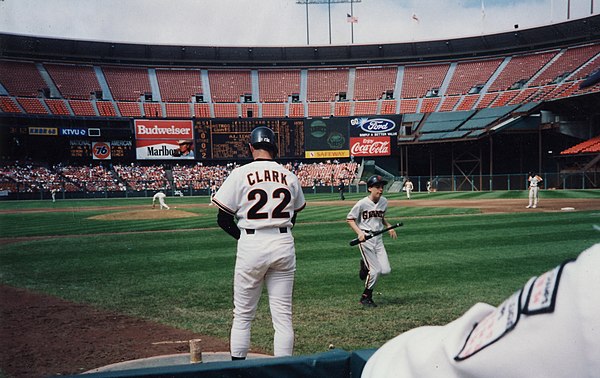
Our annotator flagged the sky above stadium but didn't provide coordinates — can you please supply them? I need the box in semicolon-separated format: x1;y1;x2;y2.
0;0;596;47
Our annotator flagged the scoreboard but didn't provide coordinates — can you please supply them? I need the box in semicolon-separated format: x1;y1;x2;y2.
194;119;304;159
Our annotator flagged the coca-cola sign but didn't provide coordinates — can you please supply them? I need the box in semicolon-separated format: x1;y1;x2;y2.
350;137;391;156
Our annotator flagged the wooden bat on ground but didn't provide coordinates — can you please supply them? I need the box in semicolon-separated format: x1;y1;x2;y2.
349;222;403;246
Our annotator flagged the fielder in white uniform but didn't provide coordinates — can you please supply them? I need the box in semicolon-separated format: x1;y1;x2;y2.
152;191;170;210
403;179;414;200
212;126;306;360
527;172;543;209
347;175;397;307
362;243;600;378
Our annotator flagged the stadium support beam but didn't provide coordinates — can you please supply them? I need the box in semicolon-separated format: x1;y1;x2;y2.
296;0;362;45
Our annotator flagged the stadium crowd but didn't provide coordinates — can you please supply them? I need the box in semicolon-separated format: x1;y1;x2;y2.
0;160;359;194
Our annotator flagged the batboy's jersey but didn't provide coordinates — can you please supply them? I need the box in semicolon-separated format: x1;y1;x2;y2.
213;159;305;230
347;196;389;233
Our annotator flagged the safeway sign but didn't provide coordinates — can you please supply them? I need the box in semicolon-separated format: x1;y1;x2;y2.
350;137;391;157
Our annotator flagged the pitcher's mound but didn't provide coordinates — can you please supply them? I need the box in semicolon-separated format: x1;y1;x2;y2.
91;209;199;221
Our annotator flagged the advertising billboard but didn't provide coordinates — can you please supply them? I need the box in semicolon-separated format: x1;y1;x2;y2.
134;120;195;160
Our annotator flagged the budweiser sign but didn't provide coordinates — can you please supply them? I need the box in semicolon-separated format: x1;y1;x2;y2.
350;137;391;156
134;120;193;140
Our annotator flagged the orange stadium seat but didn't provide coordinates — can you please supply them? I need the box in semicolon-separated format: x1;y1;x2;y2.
194;103;211;118
44;99;70;115
96;101;117;117
213;103;239;118
45;63;101;99
262;102;286;118
488;51;557;92
0;60;47;97
0;96;22;113
117;101;142;117
308;102;332;117
455;94;480;111
143;102;163;118
401;64;449;99
476;93;498;109
334;101;351;117
529;44;600;87
354;101;378;116
17;97;48;115
156;69;203;103
258;69;301;102
165;103;192;118
68;100;96;116
380;99;396;115
399;99;418;114
353;66;397;101
438;96;461;112
420;97;440;113
208;70;252;103
446;59;502;95
288;102;305;118
306;68;349;102
102;66;152;101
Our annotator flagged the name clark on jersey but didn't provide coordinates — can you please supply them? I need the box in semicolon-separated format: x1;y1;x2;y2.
362;210;385;220
247;170;288;186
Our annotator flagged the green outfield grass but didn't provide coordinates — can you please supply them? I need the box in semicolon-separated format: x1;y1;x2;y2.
1;190;599;355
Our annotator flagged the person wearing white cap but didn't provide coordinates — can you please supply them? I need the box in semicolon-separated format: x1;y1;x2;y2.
362;243;600;378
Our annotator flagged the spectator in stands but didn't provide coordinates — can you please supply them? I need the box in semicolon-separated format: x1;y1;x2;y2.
362;243;600;378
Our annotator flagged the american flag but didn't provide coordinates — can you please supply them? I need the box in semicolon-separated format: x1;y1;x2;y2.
347;13;358;23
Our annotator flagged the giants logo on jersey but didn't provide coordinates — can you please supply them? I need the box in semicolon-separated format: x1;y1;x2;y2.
361;210;385;220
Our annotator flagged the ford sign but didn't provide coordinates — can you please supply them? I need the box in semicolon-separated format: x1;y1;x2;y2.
356;118;396;133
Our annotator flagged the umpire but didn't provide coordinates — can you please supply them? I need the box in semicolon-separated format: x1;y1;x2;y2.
212;126;306;360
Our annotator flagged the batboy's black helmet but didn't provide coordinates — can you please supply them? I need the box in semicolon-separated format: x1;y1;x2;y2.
250;126;278;156
367;175;388;188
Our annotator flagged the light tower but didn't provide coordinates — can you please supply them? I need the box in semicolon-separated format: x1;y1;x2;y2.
296;0;362;45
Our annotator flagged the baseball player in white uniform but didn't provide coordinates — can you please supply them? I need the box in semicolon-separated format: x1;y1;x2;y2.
527;172;543;208
347;175;397;307
212;126;306;360
403;179;414;200
362;243;600;378
152;191;170;210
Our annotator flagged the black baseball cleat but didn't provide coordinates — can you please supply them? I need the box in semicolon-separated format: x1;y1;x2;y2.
359;259;368;280
359;296;377;307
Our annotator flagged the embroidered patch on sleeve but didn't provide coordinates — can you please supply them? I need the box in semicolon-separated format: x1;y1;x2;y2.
454;290;522;361
522;259;571;315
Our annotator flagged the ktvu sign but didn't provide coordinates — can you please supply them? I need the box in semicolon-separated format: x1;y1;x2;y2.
60;128;87;137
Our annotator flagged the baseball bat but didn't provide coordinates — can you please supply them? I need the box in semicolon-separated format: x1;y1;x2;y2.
349;222;403;246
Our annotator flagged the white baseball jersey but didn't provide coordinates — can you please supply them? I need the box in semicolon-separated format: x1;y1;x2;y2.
347;196;389;233
362;243;600;378
529;175;542;188
213;159;305;230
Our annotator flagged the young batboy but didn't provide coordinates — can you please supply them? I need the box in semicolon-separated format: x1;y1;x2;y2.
347;175;397;307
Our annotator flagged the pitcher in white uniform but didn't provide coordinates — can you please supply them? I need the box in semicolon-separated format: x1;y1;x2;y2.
527;172;543;209
212;126;306;360
347;175;397;307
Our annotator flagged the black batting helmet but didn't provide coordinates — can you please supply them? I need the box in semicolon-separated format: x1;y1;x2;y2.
250;126;278;156
367;175;388;188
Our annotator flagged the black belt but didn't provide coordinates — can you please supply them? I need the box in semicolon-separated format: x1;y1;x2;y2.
245;227;288;234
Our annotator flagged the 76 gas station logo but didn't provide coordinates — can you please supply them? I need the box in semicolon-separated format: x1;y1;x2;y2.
92;142;111;160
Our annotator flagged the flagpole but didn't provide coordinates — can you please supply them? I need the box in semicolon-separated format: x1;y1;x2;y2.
567;0;571;19
350;0;354;44
306;1;310;45
328;0;332;44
